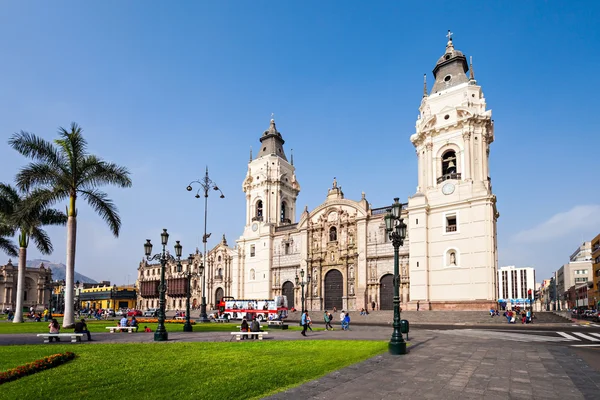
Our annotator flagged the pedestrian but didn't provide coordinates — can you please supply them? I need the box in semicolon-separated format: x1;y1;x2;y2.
301;310;309;336
324;310;333;330
372;301;376;311
417;301;420;311
250;316;260;339
306;314;313;331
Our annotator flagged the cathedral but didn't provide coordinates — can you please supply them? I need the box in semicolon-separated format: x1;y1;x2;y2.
136;33;499;312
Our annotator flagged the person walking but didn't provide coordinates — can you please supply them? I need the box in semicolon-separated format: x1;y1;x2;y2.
324;310;333;330
301;310;309;336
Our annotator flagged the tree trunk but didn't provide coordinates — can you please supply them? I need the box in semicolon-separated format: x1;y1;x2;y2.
13;247;27;323
63;216;77;328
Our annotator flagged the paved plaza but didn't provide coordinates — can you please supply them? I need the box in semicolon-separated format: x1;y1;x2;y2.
3;322;600;399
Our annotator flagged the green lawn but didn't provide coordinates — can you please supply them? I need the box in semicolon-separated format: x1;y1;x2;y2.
0;320;312;333
1;341;386;399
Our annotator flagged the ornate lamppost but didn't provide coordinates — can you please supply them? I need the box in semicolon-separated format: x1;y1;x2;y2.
187;167;225;322
144;229;183;341
178;254;202;332
384;198;407;355
295;269;311;312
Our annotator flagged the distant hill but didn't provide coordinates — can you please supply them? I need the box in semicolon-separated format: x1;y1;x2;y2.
26;259;98;284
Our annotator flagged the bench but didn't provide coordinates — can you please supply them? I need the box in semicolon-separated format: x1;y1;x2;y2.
106;326;138;333
231;332;268;341
268;321;288;329
214;318;228;323
37;333;84;343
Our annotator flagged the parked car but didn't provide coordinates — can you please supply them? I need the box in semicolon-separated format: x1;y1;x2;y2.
127;309;143;317
143;308;159;317
115;310;125;316
103;310;116;317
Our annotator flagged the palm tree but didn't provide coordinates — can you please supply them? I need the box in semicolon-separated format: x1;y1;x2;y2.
9;123;132;327
0;184;67;323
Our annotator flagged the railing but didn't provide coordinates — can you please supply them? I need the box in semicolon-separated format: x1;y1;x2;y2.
371;203;407;216
437;173;461;184
446;225;457;232
252;216;263;222
281;218;291;224
275;223;298;232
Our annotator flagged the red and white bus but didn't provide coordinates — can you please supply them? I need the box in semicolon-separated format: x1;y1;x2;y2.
216;296;288;322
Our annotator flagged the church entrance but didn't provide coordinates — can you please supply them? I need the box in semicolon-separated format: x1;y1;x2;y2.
379;274;394;310
215;288;224;306
282;281;295;310
324;270;343;310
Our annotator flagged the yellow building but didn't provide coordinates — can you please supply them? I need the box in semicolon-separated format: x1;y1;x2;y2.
79;284;137;311
591;233;600;309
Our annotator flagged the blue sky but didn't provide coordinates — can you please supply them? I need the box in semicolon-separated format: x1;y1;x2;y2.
1;1;599;285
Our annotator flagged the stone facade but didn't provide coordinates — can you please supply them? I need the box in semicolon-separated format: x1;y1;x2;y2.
136;235;236;311
135;34;500;312
0;259;53;312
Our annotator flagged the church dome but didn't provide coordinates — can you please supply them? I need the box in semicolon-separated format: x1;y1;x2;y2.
430;31;469;94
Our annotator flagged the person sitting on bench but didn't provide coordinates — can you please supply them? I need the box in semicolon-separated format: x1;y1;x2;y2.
74;318;93;341
48;318;61;342
130;316;139;332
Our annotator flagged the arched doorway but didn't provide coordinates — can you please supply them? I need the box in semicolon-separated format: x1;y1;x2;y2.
282;281;295;310
379;274;394;310
215;288;224;306
324;270;343;310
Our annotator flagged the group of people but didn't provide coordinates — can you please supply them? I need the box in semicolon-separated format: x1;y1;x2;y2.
119;315;139;331
299;309;351;336
46;318;93;341
239;316;261;339
498;307;534;324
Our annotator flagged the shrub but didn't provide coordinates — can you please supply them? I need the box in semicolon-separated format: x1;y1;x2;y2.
0;352;76;384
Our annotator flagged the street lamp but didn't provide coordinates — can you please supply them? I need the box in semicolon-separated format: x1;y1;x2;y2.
384;197;407;355
144;229;184;341
187;167;225;322
295;269;311;312
178;254;202;332
43;276;53;320
111;284;118;314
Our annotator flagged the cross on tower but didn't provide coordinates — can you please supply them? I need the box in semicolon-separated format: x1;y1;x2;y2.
446;30;453;41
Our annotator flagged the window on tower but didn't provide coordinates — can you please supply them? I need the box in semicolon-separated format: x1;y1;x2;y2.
253;200;263;222
445;214;457;233
438;150;461;183
281;201;290;223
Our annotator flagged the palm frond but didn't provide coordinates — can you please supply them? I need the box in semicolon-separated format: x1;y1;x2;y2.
79;159;132;190
8;131;64;168
80;188;122;237
38;208;68;226
14;162;67;192
30;226;53;255
0;183;20;209
0;237;18;257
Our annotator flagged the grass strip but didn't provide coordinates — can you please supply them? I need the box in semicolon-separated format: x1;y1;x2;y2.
1;341;386;399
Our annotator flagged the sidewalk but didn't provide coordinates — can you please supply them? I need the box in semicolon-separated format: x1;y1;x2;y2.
265;331;600;400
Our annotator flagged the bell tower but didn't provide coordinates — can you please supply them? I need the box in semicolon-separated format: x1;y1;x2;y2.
242;118;300;230
237;118;300;299
407;31;499;310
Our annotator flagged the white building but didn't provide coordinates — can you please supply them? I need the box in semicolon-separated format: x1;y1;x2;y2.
137;33;500;311
498;266;536;306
